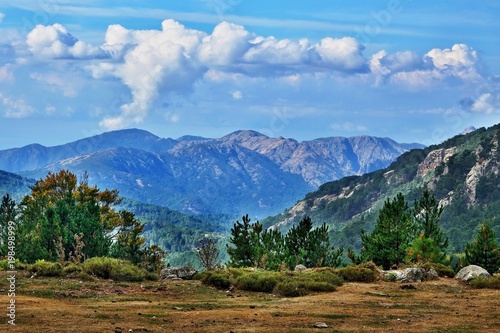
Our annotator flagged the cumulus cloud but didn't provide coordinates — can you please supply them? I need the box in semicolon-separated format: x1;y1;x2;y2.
30;72;77;97
26;24;105;59
471;93;499;114
91;19;372;130
0;93;36;118
371;44;483;88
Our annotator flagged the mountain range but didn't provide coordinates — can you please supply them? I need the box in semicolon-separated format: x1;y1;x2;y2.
0;129;422;217
263;123;500;253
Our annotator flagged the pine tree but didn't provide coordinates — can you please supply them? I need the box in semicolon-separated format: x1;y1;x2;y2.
226;214;262;267
408;189;449;264
285;216;342;269
361;193;417;270
0;194;17;257
465;222;500;274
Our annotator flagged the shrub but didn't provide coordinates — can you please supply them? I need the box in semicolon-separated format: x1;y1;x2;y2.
303;268;344;286
273;281;309;297
0;259;28;271
273;280;336;297
62;263;84;276
336;266;376;282
30;260;63;277
83;257;157;282
235;271;281;293
419;262;455;278
470;275;500;289
203;272;232;290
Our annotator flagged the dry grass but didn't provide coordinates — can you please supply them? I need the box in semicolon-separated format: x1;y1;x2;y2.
1;270;500;332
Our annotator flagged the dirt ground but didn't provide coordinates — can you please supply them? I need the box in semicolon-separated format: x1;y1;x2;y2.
1;270;499;333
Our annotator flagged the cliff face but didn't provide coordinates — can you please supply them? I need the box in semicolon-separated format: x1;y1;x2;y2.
263;124;500;252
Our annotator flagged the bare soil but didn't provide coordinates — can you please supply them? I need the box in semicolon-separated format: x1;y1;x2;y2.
1;270;499;332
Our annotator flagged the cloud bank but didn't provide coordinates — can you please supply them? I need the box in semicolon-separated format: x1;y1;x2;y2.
4;18;494;128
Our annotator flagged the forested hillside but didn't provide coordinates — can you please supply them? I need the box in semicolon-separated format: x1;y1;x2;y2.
263;124;500;253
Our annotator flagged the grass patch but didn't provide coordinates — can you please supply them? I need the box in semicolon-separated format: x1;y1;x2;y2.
83;257;158;282
470;275;500;289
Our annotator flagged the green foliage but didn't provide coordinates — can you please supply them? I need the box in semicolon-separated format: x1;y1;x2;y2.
0;194;17;257
30;260;63;277
465;222;500;274
227;215;343;270
273;280;336;297
336;266;377;282
82;257;157;281
226;214;262;267
235;271;281;292
203;271;232;289
200;267;343;297
361;193;417;270
469;275;500;289
406;236;448;265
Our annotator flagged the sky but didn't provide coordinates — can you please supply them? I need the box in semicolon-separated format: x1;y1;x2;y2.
0;0;499;149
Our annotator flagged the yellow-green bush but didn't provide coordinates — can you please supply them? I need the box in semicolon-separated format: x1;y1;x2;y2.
83;257;157;282
30;260;63;277
273;280;336;297
470;275;500;289
235;271;281;292
336;266;376;282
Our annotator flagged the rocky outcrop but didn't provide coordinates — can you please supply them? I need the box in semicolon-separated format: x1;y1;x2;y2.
294;264;307;272
381;268;439;283
161;266;198;280
455;265;491;283
416;147;457;178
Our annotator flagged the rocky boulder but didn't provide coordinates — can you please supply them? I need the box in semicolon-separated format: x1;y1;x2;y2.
161;266;198;280
294;264;307;272
455;265;491;283
381;267;438;283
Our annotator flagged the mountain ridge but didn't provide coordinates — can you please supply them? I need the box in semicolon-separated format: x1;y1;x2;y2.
1;128;423;217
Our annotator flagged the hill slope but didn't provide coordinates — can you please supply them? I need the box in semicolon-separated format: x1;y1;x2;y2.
263;124;500;253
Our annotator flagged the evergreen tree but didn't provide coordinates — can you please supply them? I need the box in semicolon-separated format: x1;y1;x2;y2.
285;216;342;269
361;193;417;270
0;194;17;257
226;214;261;267
465;222;500;274
259;228;285;270
407;189;449;264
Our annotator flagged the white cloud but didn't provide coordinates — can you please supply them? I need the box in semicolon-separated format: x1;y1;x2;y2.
0;93;36;118
0;64;13;81
232;90;243;100
30;72;78;97
0;13;5;23
315;37;367;72
471;93;499;114
331;122;367;132
26;24;105;59
371;44;483;88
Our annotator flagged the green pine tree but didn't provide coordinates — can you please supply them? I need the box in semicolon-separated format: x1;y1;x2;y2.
407;189;449;264
465;222;500;274
226;214;262;267
0;194;17;257
361;193;417;270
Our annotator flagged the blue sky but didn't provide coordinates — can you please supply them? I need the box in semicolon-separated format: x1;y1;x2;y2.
0;1;499;149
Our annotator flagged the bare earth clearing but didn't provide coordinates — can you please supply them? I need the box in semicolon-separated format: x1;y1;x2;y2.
1;271;499;333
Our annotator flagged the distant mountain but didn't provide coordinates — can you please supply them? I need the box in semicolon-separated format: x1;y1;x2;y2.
262;123;500;253
0;129;422;217
0;170;33;201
